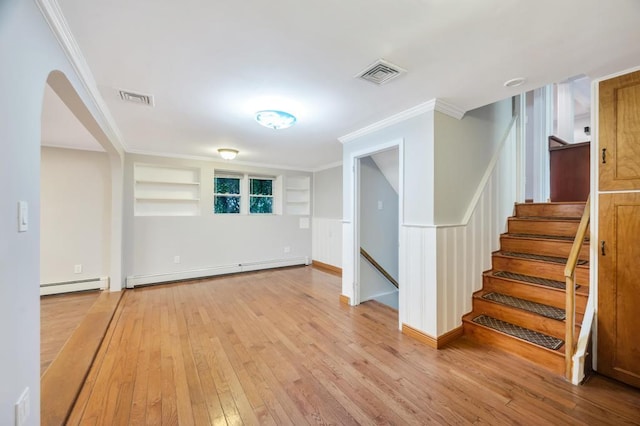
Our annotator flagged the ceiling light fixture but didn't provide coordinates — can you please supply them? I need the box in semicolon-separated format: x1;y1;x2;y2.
503;77;527;88
255;110;297;130
218;148;238;160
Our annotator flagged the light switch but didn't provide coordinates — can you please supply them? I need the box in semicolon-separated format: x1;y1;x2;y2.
18;201;28;232
377;200;383;210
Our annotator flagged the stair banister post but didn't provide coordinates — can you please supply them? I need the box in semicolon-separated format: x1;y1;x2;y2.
563;195;590;380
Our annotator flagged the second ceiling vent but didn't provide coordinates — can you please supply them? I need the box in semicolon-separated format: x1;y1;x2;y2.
357;59;406;85
119;90;154;106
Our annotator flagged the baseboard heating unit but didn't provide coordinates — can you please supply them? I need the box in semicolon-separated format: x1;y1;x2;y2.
40;277;109;296
126;257;310;288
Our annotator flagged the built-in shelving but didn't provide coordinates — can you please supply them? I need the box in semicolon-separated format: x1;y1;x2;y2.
134;164;201;216
285;176;310;215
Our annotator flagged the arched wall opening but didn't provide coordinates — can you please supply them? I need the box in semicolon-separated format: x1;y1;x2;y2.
44;70;124;292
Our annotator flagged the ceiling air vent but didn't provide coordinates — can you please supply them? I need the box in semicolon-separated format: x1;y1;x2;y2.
119;90;154;106
357;59;406;85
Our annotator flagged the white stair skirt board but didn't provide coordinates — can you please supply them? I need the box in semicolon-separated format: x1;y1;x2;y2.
40;277;108;296
126;257;310;288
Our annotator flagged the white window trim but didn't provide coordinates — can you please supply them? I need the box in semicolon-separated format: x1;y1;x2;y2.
249;176;275;215
214;173;242;214
213;173;279;215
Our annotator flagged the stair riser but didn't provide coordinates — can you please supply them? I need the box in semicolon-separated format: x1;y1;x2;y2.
500;237;589;261
507;219;587;238
483;274;587;318
515;203;586;218
472;297;573;339
463;320;565;375
492;256;589;285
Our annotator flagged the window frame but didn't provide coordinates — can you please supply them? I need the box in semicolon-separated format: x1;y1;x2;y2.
213;173;242;214
213;173;281;215
249;176;275;215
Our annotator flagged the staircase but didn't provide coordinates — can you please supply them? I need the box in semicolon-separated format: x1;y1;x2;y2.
463;202;590;375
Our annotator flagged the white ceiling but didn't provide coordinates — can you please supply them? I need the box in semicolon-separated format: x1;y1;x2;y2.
45;0;640;170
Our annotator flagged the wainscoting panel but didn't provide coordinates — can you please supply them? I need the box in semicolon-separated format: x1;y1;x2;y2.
312;217;342;269
400;225;438;336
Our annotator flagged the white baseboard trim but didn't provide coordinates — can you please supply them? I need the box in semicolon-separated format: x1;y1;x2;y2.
40;277;109;296
126;256;310;288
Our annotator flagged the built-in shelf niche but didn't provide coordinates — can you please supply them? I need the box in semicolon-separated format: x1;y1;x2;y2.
285;176;310;215
134;164;201;216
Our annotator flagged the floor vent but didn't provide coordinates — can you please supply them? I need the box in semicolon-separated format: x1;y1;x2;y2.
357;59;406;85
119;90;154;106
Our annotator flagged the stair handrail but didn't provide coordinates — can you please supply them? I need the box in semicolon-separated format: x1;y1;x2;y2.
360;247;399;289
563;194;590;380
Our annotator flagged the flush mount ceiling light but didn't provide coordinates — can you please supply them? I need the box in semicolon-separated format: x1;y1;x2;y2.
255;110;297;130
218;148;238;160
504;77;527;88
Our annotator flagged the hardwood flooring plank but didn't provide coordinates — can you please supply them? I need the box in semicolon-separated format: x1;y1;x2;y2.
40;291;101;375
70;267;640;425
41;290;121;426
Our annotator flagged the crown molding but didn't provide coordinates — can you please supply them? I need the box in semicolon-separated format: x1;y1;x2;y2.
338;98;465;144
433;99;466;120
35;0;126;154
312;160;343;173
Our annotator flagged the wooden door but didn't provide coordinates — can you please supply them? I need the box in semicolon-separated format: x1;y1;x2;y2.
598;193;640;388
599;70;640;190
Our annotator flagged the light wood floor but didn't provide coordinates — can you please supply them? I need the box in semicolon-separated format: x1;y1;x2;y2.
68;267;640;425
40;290;101;375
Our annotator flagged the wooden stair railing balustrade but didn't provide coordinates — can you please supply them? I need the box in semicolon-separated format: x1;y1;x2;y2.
564;195;591;379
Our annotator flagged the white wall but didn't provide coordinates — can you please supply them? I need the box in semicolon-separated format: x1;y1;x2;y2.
124;153;312;281
525;91;535;200
343;111;435;332
0;1;122;423
40;147;111;283
435;120;518;334
312;165;342;268
359;156;398;302
342;99;514;337
313;165;342;218
434;99;513;224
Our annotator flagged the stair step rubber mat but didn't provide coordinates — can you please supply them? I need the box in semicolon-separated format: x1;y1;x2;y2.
482;292;566;320
499;251;588;266
471;314;564;350
508;233;590;242
492;271;573;290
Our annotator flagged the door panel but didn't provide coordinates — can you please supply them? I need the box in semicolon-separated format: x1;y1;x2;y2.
599;70;640;190
598;193;640;388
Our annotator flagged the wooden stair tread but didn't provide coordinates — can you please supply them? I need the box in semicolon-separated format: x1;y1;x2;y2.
504;233;590;242
481;292;566;320
516;216;581;221
495;251;589;267
515;202;586;218
486;270;589;296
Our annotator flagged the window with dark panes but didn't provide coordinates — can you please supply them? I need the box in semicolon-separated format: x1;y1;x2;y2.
249;178;273;214
214;175;241;213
